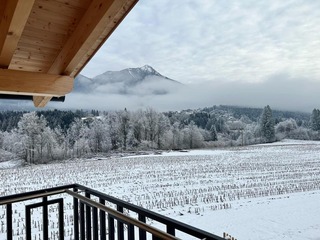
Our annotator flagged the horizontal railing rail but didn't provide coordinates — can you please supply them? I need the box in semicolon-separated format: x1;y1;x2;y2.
66;190;180;240
0;183;225;240
0;184;76;204
74;183;225;240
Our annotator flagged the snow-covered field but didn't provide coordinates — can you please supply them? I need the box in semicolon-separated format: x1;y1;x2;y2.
1;140;320;240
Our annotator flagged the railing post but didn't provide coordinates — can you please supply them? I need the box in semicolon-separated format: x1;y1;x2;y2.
73;187;79;240
85;192;91;240
43;197;49;240
138;214;147;240
59;199;64;240
25;205;31;240
108;215;115;240
99;198;106;240
6;203;12;240
92;207;98;240
117;205;124;239
128;223;135;240
80;201;85;240
167;225;176;236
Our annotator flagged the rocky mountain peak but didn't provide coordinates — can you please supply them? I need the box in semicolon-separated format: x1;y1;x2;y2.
140;65;156;73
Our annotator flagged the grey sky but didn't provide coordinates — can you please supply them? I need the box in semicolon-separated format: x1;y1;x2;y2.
76;0;320;112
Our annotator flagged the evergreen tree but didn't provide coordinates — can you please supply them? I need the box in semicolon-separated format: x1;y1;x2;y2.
259;105;275;143
210;125;218;141
310;108;320;131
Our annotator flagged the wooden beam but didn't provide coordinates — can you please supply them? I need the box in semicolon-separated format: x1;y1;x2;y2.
0;0;18;56
0;69;73;96
48;0;138;77
33;96;53;108
0;0;35;67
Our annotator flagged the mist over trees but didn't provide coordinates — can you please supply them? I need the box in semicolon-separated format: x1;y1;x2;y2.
0;105;318;164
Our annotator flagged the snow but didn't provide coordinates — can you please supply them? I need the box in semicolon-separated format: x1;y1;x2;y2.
0;159;23;169
123;149;230;158
141;65;154;73
256;139;320;146
1;140;320;239
172;192;320;240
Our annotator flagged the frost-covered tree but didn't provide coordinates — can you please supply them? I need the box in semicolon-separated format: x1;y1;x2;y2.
89;117;108;153
144;108;158;143
1;130;25;158
182;121;204;149
52;126;67;159
311;109;320;131
275;118;298;140
67;118;90;157
289;127;310;140
155;113;170;149
17;112;48;163
118;109;131;150
209;125;218;141
239;124;258;145
107;112;120;150
171;122;182;149
259;105;275;143
216;117;226;133
130;110;144;147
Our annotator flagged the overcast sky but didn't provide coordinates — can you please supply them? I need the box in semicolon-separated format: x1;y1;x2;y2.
75;0;320;112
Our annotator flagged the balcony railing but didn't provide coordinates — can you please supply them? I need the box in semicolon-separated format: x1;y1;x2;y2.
0;183;225;240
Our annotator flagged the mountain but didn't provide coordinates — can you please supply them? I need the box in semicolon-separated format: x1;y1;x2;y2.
75;65;182;95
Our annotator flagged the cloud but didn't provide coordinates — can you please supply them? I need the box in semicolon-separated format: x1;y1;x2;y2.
80;0;320;87
56;74;320;113
71;0;320;113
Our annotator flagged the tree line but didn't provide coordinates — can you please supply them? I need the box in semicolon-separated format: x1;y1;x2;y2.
0;106;319;164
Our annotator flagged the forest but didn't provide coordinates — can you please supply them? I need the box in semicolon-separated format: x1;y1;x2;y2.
0;105;319;164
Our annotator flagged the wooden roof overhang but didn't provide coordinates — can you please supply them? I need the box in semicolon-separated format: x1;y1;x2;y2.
0;0;138;107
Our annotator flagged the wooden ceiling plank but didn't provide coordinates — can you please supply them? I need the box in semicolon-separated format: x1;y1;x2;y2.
18;35;64;50
0;69;74;96
26;16;73;36
48;0;138;76
0;0;35;67
11;57;53;67
23;27;67;43
20;32;65;47
29;6;83;27
34;0;87;19
52;0;92;9
9;64;48;73
13;50;56;62
17;42;59;55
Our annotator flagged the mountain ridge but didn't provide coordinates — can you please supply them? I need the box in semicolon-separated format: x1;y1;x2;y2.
75;65;182;95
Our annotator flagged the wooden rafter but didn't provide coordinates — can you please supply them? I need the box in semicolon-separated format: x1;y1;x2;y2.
48;0;138;77
0;0;35;67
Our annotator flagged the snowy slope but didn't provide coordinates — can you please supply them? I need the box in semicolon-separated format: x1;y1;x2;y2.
1;140;320;239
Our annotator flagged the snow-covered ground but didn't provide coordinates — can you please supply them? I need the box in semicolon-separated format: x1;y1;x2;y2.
0;139;320;240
